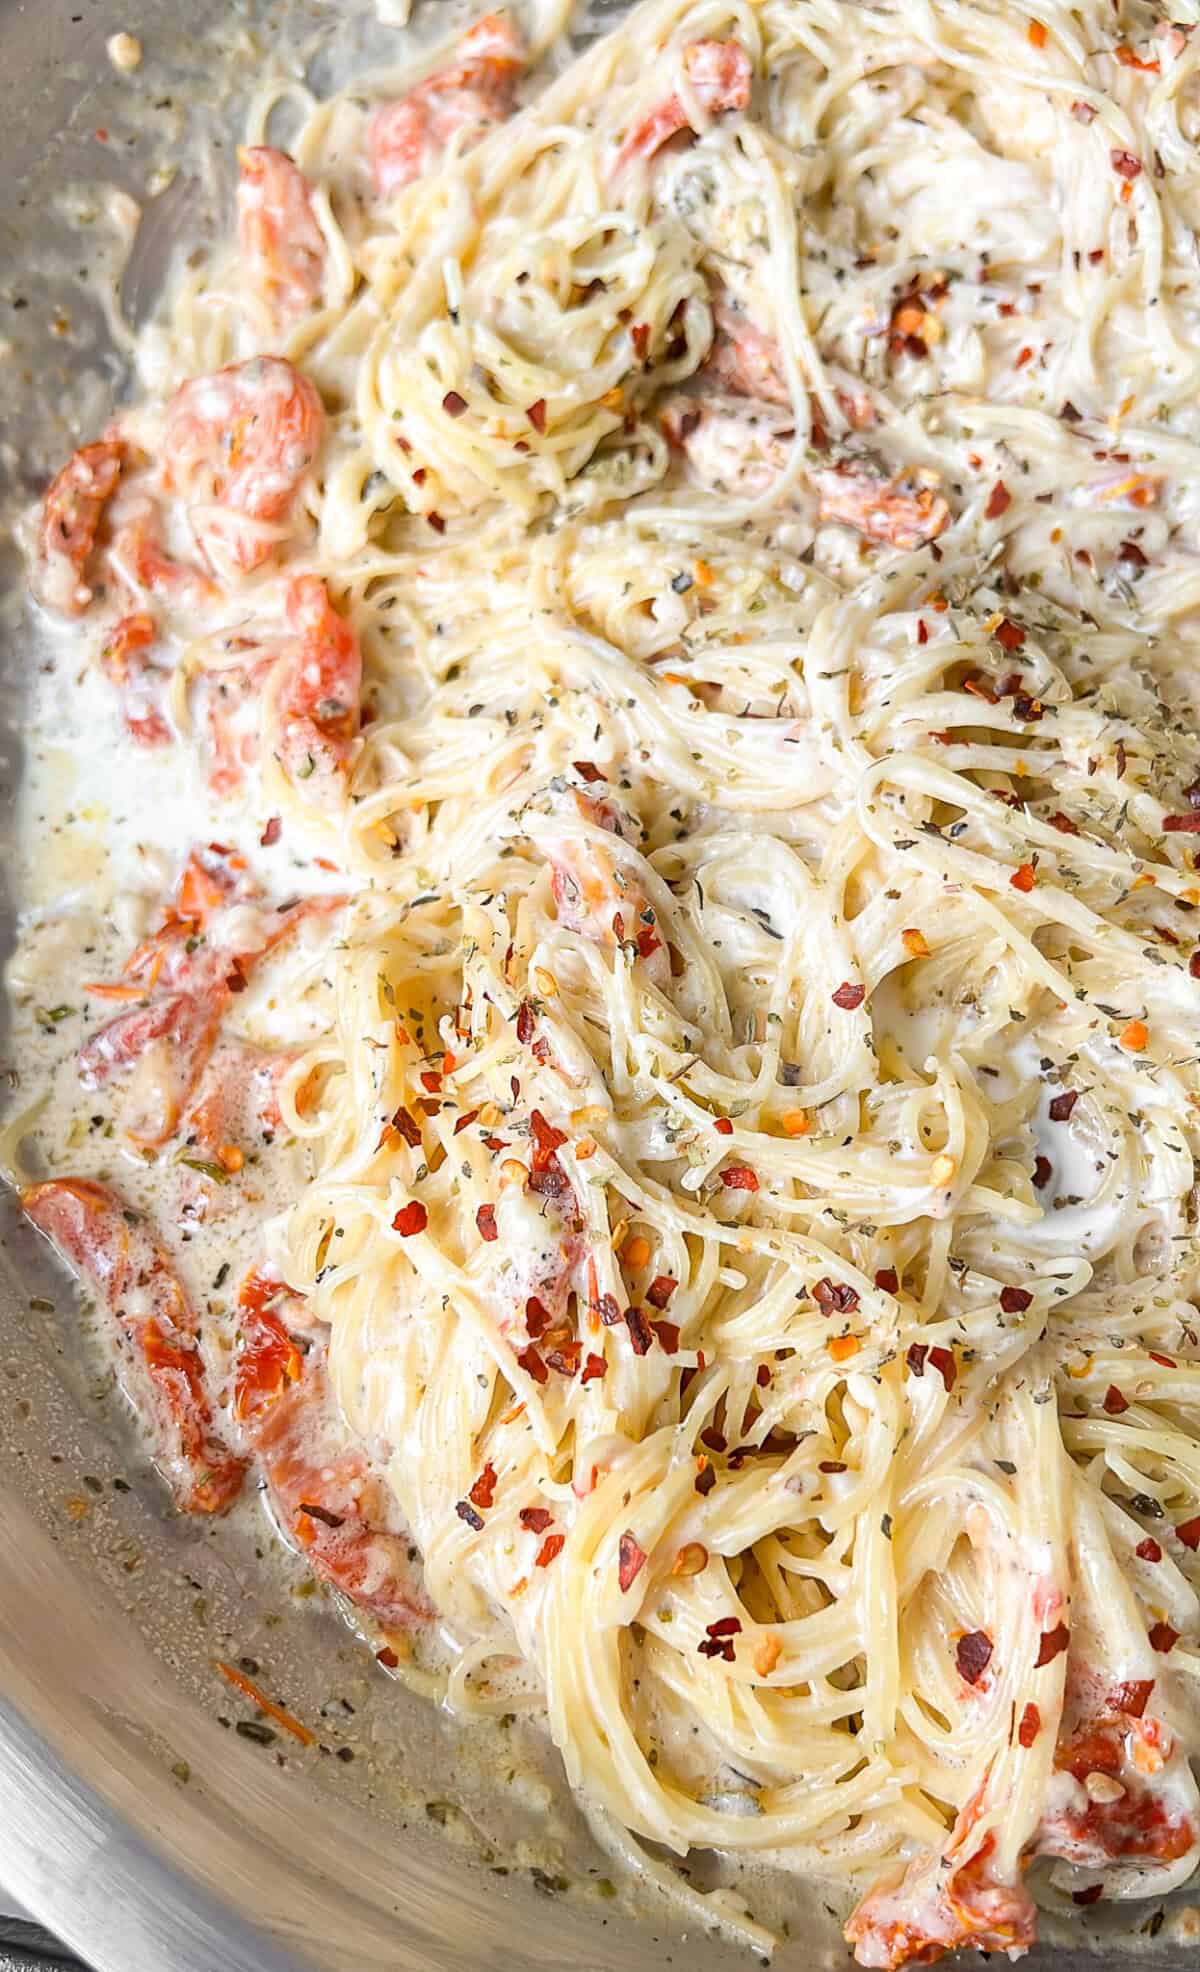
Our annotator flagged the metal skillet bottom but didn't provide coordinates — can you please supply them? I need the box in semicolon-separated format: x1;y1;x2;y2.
1;1;1200;1967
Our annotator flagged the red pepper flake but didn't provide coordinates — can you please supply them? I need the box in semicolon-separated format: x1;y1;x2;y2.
695;1463;716;1496
916;619;929;646
996;618;1025;652
955;1630;993;1686
1150;1621;1179;1654
1027;20;1046;49
1035;1622;1070;1667
928;1346;957;1392
573;759;603;783
1113;1678;1154;1716
1048;1090;1079;1122
1136;1537;1163;1563
1014;346;1034;370
651;1320;680;1354
526;399;547;434
392;1200;428;1236
999;1286;1032;1314
517;1343;548;1385
483;1135;509;1152
1033;1155;1052;1188
631;322;651;359
906;1342;928;1378
476;1203;498;1242
756;1364;772;1387
1010;863;1037;893
376;1646;400;1670
647;1274;677;1309
618;1530;647;1592
525;1295;552;1340
420;1070;442;1093
985;481;1012;520
1071;100;1096;123
391;1106;422;1147
714;1116;734;1135
1018;1702;1041;1748
546;1340;581;1376
1162;812;1200;833
259;816;282;847
1175;1514;1200;1551
1103;1384;1129;1415
427;512;446;534
580;1352;607;1383
519;1506;553;1533
1114;42;1160;71
1111;149;1143;180
1149;1351;1177;1369
698;1615;741;1661
720;1164;759;1192
515;1001;536;1045
1048;811;1080;835
469;1461;498;1510
813;1277;861;1315
624;1306;654;1354
832;981;866;1010
535;1533;565;1567
874;1267;899;1294
1073;1885;1103;1907
442;390;468;418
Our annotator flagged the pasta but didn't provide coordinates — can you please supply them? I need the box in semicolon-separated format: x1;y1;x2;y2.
17;0;1200;1961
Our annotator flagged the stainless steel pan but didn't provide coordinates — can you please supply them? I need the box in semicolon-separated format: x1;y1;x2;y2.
1;3;1199;1967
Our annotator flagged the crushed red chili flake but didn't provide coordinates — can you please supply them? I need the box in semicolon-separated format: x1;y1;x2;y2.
391;1107;422;1147
1033;1155;1052;1188
1073;1885;1103;1907
985;481;1012;520
517;1344;548;1385
714;1117;734;1135
1035;1622;1071;1667
618;1530;647;1591
597;1292;623;1327
720;1164;760;1192
525;1296;552;1339
698;1615;742;1661
652;1320;681;1354
624;1306;654;1354
453;1110;479;1136
546;1340;581;1376
376;1646;400;1670
1175;1515;1200;1551
995;618;1025;651
1149;1351;1177;1368
1136;1537;1163;1563
442;390;468;417
427;511;446;533
955;1630;993;1685
1103;1384;1129;1415
813;1277;861;1314
1018;1702;1041;1748
519;1506;553;1533
832;981;866;1010
516;1001;536;1044
535;1533;565;1567
469;1462;498;1510
476;1204;498;1243
1162;812;1200;833
695;1463;716;1495
1110;148;1142;180
260;815;282;847
631;322;651;359
1048;811;1080;835
647;1275;677;1308
1113;1679;1154;1717
573;759;604;783
1048;1090;1079;1122
819;1459;846;1474
1015;345;1035;370
1010;862;1037;893
756;1363;772;1387
456;1499;485;1531
420;1070;442;1093
1150;1622;1179;1653
580;1352;607;1383
906;1342;929;1377
999;1286;1033;1314
874;1267;899;1294
392;1200;428;1236
528;1109;571;1198
526;399;547;434
928;1346;957;1392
